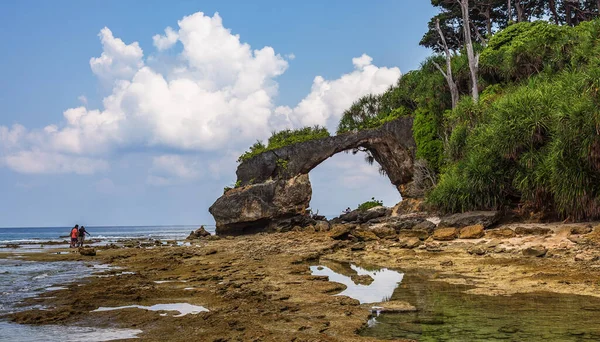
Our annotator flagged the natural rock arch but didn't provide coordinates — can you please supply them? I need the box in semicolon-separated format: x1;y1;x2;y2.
209;117;416;235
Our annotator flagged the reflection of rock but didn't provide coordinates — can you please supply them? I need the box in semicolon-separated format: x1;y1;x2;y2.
439;211;500;229
351;274;374;286
210;118;416;235
372;300;417;313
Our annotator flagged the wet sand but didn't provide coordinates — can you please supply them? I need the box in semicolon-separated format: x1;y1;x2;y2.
2;223;600;341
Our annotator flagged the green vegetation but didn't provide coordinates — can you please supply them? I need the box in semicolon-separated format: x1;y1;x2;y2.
357;197;384;211
238;126;330;163
337;8;600;220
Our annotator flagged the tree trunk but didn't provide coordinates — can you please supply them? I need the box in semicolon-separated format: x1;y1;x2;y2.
507;0;512;23
434;18;459;109
458;0;479;103
566;1;573;26
549;0;560;25
515;1;524;22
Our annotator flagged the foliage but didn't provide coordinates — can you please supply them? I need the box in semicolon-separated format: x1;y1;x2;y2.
429;69;600;219
357;197;384;211
238;126;330;162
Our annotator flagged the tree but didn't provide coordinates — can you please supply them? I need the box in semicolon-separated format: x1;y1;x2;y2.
458;0;480;102
432;18;460;108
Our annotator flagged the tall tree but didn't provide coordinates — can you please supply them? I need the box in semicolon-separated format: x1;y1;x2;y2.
458;0;480;103
432;18;460;108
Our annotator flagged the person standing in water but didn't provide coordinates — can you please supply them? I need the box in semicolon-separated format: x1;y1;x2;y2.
77;226;90;247
70;225;79;248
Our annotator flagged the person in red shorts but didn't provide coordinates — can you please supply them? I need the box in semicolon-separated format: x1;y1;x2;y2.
70;225;79;248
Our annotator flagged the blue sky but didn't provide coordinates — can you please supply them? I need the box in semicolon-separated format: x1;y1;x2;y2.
0;1;437;227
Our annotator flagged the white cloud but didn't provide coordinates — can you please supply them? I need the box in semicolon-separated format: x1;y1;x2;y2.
89;27;144;83
286;53;296;60
273;53;401;131
152;26;179;51
5;151;108;175
147;154;201;186
0;12;401;178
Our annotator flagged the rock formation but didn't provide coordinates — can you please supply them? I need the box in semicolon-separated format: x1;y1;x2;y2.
209;117;416;235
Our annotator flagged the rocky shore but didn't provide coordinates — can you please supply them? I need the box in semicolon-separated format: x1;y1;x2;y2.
3;210;600;341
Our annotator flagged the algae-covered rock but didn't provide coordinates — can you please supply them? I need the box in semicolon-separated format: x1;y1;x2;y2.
79;247;96;256
352;229;379;242
187;226;211;240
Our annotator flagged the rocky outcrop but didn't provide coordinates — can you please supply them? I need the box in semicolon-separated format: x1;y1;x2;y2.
187;226;211;240
438;211;500;229
210;118;416;235
210;175;312;235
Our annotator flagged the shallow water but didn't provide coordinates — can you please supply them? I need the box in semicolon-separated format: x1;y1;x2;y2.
310;264;404;304
0;321;141;342
93;303;209;317
360;270;600;341
0;259;100;315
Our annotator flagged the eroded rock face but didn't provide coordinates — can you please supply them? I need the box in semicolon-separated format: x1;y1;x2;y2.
210;117;416;235
209;175;312;235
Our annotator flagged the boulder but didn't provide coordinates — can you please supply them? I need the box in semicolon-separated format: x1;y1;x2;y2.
210;174;312;236
314;220;330;232
79;247;96;256
432;228;458;241
459;225;485;239
398;237;422;249
467;246;486;256
412;220;436;233
352;229;379;242
361;206;389;222
522;246;547;257
387;217;426;232
339;210;360;223
370;225;397;239
438;211;500;229
574;253;598;262
515;226;552;236
186;226;211;240
486;228;516;239
569;226;593;235
329;224;356;240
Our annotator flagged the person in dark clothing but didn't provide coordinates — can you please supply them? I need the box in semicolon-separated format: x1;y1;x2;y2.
70;225;79;248
77;226;90;247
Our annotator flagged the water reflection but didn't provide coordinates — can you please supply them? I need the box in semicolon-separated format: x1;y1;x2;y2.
93;303;209;317
309;264;404;304
0;321;141;342
361;272;600;341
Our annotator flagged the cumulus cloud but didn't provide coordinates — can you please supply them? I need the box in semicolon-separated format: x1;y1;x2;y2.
0;12;401;178
90;27;144;83
152;27;179;51
273;53;400;131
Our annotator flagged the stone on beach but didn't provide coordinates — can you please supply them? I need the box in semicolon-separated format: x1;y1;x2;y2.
459;225;485;239
432;228;458;241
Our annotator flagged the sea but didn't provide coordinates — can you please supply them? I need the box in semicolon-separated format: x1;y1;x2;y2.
0;225;215;342
0;225;216;246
